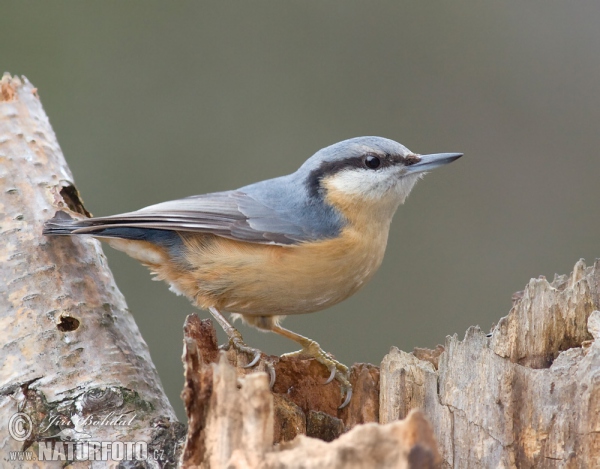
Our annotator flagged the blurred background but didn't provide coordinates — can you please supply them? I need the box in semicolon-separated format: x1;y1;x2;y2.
2;2;599;421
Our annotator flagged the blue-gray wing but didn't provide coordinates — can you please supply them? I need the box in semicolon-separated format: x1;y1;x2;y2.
51;191;316;245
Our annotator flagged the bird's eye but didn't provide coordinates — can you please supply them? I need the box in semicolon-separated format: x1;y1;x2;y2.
364;155;381;169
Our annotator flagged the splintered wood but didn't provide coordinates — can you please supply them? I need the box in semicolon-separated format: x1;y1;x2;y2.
180;315;440;468
381;260;600;468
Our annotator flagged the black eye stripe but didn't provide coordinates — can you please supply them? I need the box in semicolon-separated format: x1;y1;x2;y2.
306;152;416;197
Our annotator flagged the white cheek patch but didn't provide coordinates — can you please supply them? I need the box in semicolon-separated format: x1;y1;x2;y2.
327;167;423;202
327;167;399;199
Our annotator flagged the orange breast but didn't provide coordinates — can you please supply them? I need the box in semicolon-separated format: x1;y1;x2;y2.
167;223;389;316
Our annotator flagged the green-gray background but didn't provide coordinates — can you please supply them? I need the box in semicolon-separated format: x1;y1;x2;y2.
3;2;599;421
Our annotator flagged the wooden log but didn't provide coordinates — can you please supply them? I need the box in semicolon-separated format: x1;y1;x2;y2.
0;73;184;466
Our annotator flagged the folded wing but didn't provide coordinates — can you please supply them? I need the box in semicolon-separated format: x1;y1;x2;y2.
43;191;314;245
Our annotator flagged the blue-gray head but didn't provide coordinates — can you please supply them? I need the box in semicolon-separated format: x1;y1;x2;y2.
237;136;462;243
298;136;461;208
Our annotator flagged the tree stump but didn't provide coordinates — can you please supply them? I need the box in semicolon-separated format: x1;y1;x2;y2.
380;260;600;467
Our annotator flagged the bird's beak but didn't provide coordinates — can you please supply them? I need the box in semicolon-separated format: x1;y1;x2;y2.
404;152;463;174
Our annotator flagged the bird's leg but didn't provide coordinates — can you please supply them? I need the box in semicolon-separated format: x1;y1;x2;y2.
207;308;276;387
271;324;352;409
208;306;263;368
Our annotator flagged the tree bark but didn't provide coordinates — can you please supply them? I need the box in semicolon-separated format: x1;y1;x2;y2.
3;73;599;468
0;74;184;468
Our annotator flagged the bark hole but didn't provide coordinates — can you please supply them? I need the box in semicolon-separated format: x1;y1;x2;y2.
60;184;91;217
57;315;80;332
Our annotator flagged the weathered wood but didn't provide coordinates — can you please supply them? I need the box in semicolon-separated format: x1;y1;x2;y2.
381;259;600;468
179;315;381;444
0;73;184;467
180;314;440;468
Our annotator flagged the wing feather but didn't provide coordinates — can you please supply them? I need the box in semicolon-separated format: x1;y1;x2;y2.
63;191;311;245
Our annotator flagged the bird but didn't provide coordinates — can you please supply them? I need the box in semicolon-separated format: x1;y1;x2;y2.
43;136;462;408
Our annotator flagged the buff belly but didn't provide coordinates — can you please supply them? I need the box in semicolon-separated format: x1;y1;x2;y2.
108;228;388;317
183;230;388;316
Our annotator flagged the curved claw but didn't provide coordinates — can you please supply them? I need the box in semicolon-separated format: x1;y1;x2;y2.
244;351;262;368
338;387;353;410
266;362;276;389
324;366;337;385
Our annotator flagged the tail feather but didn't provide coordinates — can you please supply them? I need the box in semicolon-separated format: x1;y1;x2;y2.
42;210;83;235
43;210;182;247
43;210;139;237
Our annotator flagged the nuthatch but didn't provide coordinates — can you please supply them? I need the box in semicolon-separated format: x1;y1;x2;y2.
44;136;462;408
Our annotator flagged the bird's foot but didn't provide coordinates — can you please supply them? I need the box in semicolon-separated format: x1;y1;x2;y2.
281;340;352;409
219;331;276;388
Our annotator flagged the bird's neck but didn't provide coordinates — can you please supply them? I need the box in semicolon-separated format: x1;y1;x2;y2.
323;183;401;237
